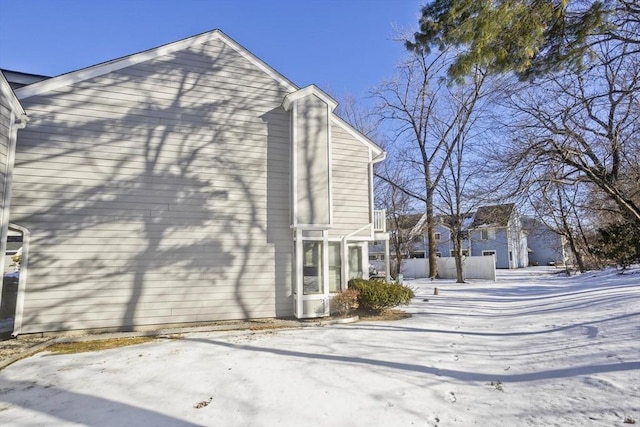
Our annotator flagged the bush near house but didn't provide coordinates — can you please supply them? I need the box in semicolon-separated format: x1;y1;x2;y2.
348;279;415;313
330;289;360;316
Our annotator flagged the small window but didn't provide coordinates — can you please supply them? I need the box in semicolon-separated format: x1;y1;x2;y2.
450;249;470;257
481;228;496;240
410;252;425;259
435;232;441;241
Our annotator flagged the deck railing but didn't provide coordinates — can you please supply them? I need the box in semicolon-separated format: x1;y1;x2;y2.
373;209;386;232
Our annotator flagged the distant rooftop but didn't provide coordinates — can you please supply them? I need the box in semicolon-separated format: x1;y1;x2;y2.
471;204;515;228
1;69;51;90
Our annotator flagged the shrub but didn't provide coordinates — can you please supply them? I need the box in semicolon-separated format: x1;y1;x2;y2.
348;278;415;313
591;222;640;269
330;289;360;316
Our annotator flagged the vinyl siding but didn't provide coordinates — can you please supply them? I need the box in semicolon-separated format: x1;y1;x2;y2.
330;124;371;237
11;37;294;333
470;229;510;269
0;90;11;226
294;94;330;225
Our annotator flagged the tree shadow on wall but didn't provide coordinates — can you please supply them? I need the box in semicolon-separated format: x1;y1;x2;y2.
11;41;292;332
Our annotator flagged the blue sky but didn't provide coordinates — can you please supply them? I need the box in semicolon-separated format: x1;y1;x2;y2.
0;0;424;104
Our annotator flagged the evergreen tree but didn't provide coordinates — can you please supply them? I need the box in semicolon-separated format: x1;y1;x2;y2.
407;0;635;79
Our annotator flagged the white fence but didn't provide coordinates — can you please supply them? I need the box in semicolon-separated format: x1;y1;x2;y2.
436;256;496;281
372;256;495;281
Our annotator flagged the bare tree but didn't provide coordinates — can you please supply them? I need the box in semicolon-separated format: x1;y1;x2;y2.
499;39;640;234
435;67;494;282
374;48;488;278
527;171;599;273
375;161;422;277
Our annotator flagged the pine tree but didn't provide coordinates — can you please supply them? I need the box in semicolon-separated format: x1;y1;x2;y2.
407;0;618;79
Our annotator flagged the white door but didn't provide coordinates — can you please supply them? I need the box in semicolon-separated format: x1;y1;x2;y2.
294;238;330;318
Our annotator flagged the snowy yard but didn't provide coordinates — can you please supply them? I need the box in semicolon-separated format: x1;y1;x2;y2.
0;267;638;426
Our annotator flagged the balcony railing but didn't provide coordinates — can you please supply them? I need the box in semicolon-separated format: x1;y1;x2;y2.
373;209;386;232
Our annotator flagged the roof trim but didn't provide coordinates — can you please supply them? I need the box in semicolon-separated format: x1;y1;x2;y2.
282;84;338;111
12;29;383;157
15;29;298;99
0;71;26;116
330;114;384;156
282;85;383;156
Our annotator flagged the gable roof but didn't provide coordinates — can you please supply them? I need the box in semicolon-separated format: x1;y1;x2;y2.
386;213;426;236
435;213;475;229
471;204;515;228
282;84;338;112
15;30;297;99
13;29;383;157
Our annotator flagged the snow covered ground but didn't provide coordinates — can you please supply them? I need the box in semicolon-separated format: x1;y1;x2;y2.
0;267;638;426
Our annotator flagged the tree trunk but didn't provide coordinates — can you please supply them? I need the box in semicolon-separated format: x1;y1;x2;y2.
566;232;586;273
426;192;438;279
452;228;465;283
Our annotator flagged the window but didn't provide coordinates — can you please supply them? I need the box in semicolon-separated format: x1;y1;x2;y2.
329;242;341;293
450;249;469;257
435;232;441;241
481;228;496;240
302;241;323;295
410;252;425;259
348;245;363;279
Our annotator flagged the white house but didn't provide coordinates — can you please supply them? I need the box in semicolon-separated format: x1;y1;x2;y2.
1;30;389;335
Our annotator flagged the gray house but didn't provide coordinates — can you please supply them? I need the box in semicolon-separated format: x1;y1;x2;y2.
522;216;567;266
468;204;528;269
374;204;528;270
1;30;388;335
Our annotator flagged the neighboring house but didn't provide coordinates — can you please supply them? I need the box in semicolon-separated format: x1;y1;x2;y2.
433;214;474;258
378;204;529;269
469;204;528;269
369;213;424;260
522;216;567;266
1;30;388;335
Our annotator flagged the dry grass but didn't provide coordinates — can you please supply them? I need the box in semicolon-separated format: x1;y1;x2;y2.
46;337;158;355
357;309;411;321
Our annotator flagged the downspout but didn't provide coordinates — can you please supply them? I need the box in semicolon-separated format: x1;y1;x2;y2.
370;150;388;280
0;113;27;274
369;151;386;223
4;114;28;337
10;222;29;336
